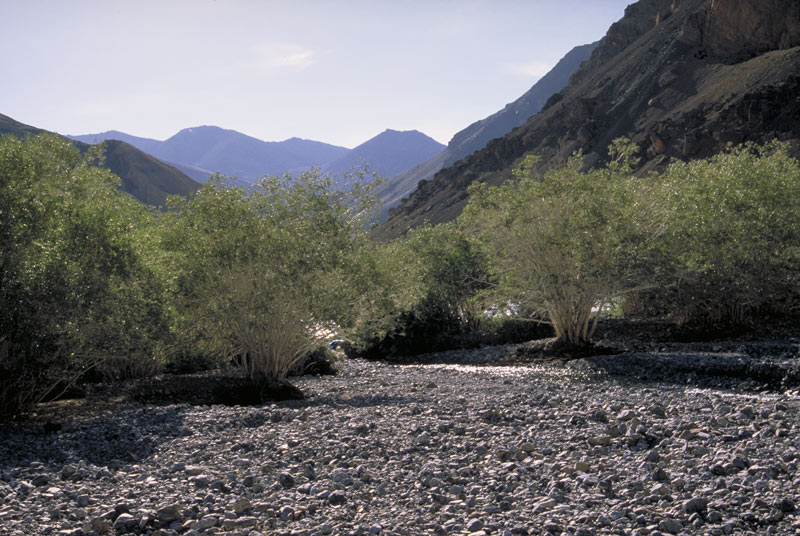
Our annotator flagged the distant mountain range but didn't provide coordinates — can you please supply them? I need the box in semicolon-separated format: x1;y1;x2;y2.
0;113;200;207
69;127;348;183
6;110;447;208
378;0;800;238
70;126;445;188
66;129;214;182
377;41;598;211
323;129;444;180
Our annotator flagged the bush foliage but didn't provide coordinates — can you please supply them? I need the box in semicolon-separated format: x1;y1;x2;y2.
0;134;169;418
630;141;800;326
462;138;800;344
2;132;799;419
161;171;379;386
348;222;490;358
461;139;666;346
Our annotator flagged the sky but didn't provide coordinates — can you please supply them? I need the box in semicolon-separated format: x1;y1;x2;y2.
2;1;631;149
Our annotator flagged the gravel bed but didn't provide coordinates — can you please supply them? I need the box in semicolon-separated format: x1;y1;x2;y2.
1;346;800;536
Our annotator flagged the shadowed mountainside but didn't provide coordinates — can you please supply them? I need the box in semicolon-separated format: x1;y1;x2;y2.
444;41;600;168
100;140;202;205
378;0;800;238
1;113;200;206
376;42;598;212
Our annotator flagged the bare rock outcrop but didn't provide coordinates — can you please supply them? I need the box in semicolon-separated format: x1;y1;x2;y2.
679;0;800;59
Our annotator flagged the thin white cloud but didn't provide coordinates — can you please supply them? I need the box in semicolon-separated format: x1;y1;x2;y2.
504;61;553;78
251;42;317;71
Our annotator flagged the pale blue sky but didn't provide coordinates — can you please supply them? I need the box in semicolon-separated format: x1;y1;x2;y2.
2;1;630;148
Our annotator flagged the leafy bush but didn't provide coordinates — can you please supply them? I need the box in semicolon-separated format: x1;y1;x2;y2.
0;134;170;418
462;139;664;347
633;141;800;326
162;170;378;387
350;222;490;358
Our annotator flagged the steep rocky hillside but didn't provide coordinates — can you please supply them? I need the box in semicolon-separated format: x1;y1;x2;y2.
379;0;800;238
378;42;597;211
377;151;449;215
1;113;200;206
443;42;599;168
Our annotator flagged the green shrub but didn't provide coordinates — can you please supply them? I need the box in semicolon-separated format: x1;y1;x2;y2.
350;222;490;358
461;139;665;347
162;170;379;387
289;345;339;376
163;348;222;375
354;296;472;359
0;134;171;418
634;141;800;326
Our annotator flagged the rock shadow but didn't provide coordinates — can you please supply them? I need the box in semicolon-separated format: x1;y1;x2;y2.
0;405;189;470
566;351;800;392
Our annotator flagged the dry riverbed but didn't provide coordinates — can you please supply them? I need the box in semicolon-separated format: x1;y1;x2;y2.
1;334;800;536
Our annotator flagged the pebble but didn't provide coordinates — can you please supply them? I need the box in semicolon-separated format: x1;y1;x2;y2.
658;517;683;534
279;505;294;521
684;497;708;513
327;490;347;505
466;518;484;531
156;503;183;523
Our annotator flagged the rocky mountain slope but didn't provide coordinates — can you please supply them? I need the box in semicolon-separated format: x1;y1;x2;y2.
379;0;800;238
378;42;598;211
1;113;200;207
323;129;444;183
